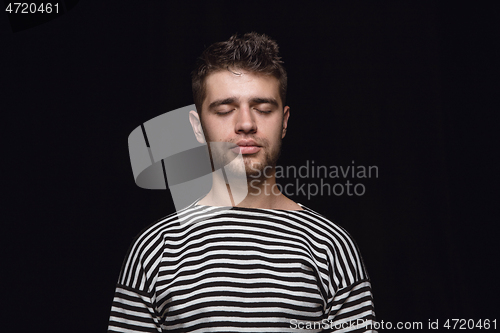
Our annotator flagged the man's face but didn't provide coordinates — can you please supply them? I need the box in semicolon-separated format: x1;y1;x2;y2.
196;69;289;179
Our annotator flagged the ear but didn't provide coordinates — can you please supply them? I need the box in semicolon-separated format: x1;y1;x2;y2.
281;106;290;139
189;110;206;144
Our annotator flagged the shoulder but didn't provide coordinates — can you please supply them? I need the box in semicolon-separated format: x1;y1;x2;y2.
117;202;211;289
126;200;213;253
296;203;370;287
295;203;358;246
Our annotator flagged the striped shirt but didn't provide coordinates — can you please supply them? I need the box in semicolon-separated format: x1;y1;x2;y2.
108;199;376;332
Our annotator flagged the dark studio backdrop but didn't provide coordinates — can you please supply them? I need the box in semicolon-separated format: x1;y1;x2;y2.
2;1;498;332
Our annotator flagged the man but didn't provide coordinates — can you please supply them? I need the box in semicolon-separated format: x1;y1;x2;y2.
109;33;376;332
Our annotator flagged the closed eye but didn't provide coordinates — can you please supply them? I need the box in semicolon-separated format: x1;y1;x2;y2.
256;109;272;114
216;109;234;115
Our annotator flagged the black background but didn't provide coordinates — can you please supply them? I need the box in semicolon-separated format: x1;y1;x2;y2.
2;1;499;332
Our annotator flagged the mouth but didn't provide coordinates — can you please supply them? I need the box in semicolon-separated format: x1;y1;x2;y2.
231;145;261;155
231;140;262;155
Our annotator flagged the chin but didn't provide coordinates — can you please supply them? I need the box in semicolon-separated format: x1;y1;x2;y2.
219;150;275;180
243;159;267;178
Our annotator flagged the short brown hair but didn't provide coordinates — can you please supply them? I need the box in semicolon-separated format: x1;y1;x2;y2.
191;32;287;115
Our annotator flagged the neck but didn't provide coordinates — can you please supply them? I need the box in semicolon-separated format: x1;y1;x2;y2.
199;167;293;210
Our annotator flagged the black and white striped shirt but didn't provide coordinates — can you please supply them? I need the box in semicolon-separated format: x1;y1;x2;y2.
108;199;376;332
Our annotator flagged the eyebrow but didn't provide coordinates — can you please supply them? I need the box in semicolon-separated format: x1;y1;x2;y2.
249;97;279;107
208;97;279;110
208;97;238;110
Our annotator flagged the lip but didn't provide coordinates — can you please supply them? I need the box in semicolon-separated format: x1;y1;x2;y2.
235;139;260;147
231;139;262;155
231;146;261;154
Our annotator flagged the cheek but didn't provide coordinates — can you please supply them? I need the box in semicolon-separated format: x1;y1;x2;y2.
260;124;283;149
203;118;231;141
269;118;285;139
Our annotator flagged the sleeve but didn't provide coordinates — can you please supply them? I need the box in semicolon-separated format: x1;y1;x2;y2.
108;227;164;332
108;283;162;333
326;279;377;332
322;221;377;332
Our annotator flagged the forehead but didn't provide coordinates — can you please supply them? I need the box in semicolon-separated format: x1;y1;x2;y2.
203;70;281;107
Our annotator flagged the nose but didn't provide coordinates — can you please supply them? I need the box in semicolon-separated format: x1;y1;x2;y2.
235;105;257;134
